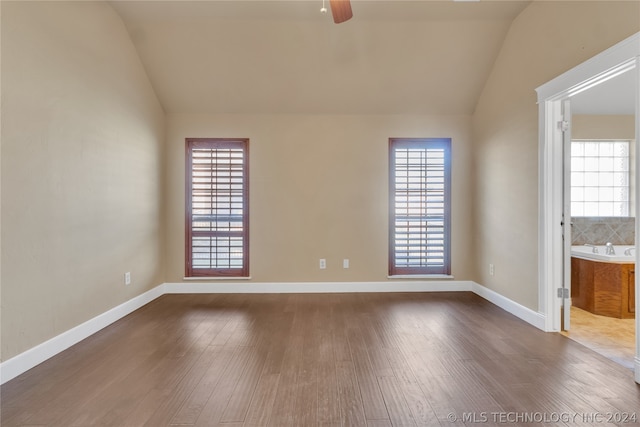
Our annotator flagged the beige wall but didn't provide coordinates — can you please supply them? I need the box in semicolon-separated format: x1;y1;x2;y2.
1;2;165;361
572;115;635;140
471;1;640;311
166;114;473;283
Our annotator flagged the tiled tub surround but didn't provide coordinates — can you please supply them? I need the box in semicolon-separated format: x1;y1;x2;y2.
571;217;635;246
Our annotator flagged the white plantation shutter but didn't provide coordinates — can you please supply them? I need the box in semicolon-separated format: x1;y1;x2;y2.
389;138;451;275
186;139;249;277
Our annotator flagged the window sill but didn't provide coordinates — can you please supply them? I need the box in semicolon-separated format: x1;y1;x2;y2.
388;274;454;280
183;276;252;281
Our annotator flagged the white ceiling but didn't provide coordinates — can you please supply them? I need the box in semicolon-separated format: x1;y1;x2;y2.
110;0;531;114
570;67;637;115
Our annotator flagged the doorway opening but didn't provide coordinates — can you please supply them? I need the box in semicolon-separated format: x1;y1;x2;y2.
560;74;636;367
536;32;640;383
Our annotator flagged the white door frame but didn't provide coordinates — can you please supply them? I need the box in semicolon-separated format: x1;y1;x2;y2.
561;98;572;332
535;32;640;383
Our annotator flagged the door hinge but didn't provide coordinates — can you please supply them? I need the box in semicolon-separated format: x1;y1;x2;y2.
558;120;570;132
557;288;569;299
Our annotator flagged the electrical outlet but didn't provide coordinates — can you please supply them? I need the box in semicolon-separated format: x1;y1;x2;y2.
319;259;326;269
489;264;494;276
343;259;350;269
125;272;131;285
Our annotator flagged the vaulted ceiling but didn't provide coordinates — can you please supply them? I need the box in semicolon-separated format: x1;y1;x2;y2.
111;0;531;115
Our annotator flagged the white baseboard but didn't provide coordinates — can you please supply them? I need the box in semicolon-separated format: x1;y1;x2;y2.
1;280;549;385
0;285;165;385
164;280;474;294
635;358;640;384
472;282;547;331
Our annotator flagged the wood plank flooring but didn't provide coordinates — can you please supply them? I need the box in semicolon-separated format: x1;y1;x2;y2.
1;292;639;426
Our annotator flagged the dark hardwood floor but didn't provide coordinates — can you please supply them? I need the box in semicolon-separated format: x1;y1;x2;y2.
1;292;639;426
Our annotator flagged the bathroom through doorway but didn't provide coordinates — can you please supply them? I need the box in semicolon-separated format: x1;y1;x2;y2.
536;32;640;382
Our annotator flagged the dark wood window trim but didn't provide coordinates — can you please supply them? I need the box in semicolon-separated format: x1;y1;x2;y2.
185;138;249;277
389;138;451;276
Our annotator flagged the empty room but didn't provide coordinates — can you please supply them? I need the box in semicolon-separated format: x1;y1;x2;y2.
1;0;639;425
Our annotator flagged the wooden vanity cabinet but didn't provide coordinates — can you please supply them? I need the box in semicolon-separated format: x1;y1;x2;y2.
629;269;635;315
571;257;635;319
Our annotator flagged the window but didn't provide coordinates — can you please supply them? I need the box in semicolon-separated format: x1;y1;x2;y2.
571;140;630;217
389;138;451;276
185;138;249;277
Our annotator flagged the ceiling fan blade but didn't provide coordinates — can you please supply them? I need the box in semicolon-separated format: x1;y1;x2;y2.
329;0;353;23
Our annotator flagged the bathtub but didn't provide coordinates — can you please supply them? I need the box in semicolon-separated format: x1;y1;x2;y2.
571;245;635;263
571;245;636;318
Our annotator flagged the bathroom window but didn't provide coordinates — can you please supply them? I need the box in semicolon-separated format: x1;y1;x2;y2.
571;140;630;217
185;138;249;277
389;138;451;276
